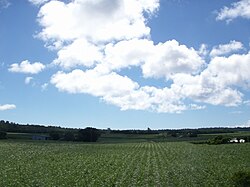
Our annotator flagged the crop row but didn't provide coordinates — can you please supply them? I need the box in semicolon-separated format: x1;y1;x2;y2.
0;141;249;186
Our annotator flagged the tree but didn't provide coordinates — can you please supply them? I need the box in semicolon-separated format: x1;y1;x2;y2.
207;135;230;145
0;131;7;139
63;132;75;141
188;132;198;137
49;131;61;140
77;127;101;142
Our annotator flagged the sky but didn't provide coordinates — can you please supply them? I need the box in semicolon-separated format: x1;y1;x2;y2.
0;0;250;129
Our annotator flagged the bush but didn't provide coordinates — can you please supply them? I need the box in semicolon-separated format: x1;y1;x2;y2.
232;171;250;187
77;127;101;142
243;136;250;142
0;131;7;139
63;132;75;141
188;132;198;137
49;131;61;140
207;135;230;145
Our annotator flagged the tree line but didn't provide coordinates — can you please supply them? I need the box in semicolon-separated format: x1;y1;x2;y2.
0;120;100;142
1;119;250;141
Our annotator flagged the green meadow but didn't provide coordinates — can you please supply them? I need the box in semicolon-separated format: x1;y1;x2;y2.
0;140;249;186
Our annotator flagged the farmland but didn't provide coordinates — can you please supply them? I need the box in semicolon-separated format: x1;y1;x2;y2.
0;140;249;186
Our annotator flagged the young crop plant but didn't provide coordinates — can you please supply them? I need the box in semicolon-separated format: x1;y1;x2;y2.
0;141;249;186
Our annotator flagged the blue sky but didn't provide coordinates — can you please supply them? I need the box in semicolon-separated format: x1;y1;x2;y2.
0;0;250;129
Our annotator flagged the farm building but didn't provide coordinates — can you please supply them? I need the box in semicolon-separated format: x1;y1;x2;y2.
229;138;245;143
32;135;49;140
229;138;238;143
239;139;245;143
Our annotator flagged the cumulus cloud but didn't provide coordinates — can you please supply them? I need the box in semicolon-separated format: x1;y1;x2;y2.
50;69;187;113
50;49;250;112
28;0;50;6
0;0;10;9
30;0;250;113
230;111;243;114
50;69;209;113
9;60;45;74
244;100;250;105
103;39;154;71
41;83;48;91
37;0;159;43
170;73;242;107
51;69;139;96
141;40;204;79
171;51;250;106
198;44;209;57
216;0;250;22
53;39;103;69
204;52;250;89
0;104;16;111
100;39;204;79
25;77;34;85
210;41;244;57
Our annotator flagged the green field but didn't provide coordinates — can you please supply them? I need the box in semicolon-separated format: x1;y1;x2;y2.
6;131;250;143
0;140;249;186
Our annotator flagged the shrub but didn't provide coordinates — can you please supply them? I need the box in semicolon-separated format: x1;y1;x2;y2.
63;132;75;141
207;135;230;145
232;171;250;187
0;131;7;139
188;132;198;137
77;127;101;142
49;131;61;140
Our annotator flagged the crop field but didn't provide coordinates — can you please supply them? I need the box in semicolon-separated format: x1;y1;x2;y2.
0;140;249;186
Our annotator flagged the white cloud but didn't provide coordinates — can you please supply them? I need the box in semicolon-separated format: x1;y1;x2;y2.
189;104;206;110
29;0;50;6
0;0;11;9
51;69;139;97
0;104;16;111
103;39;205;79
210;40;244;57
141;40;205;79
216;0;250;22
25;77;34;84
103;39;154;71
198;44;208;57
204;52;250;88
230;111;243;114
171;73;243;107
32;0;250;113
243;100;250;105
50;68;207;113
9;60;45;74
41;83;48;91
53;39;103;69
37;0;159;43
171;51;250;107
49;51;250;112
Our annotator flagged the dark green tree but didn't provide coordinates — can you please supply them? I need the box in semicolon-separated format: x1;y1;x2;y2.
63;132;75;141
49;131;61;140
77;127;101;142
0;131;7;139
208;135;230;145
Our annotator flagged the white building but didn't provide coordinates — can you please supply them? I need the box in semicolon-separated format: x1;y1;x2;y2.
239;139;245;143
229;138;238;143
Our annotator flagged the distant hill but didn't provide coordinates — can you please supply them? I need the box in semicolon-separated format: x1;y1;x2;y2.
1;119;249;135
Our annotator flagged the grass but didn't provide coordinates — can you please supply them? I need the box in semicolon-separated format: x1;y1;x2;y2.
7;130;250;143
0;140;249;186
6;133;49;140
